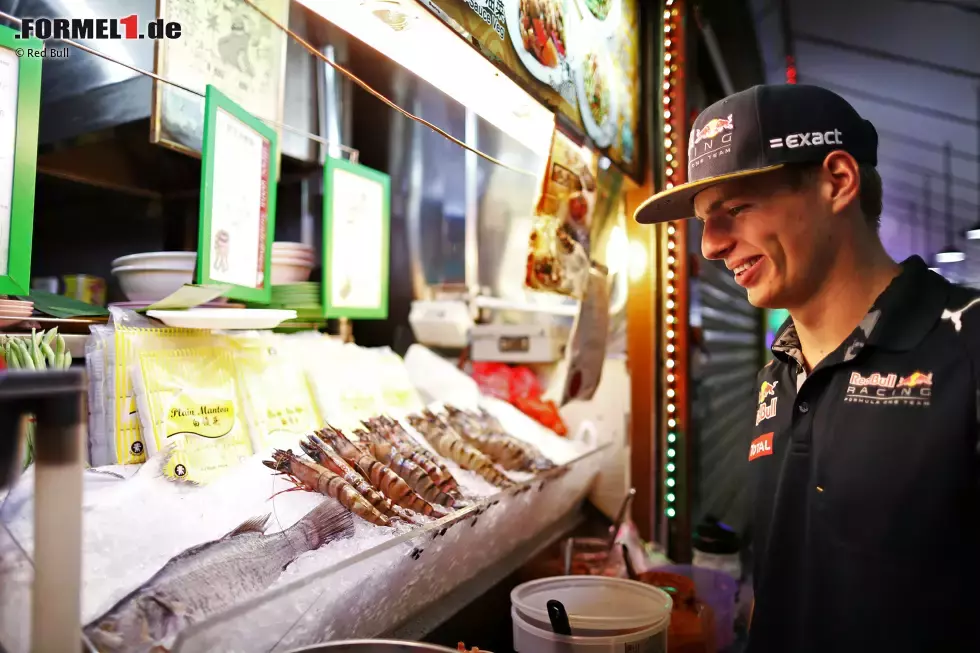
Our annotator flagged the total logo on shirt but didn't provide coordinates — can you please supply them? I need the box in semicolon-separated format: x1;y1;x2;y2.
756;380;778;425
749;432;774;461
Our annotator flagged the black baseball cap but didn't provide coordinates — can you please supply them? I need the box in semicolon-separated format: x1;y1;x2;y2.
634;84;879;224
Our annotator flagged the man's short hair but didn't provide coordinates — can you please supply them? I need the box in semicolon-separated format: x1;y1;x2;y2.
782;162;883;229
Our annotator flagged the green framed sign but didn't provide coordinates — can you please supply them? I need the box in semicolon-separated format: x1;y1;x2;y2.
0;25;41;295
197;84;278;304
322;156;390;319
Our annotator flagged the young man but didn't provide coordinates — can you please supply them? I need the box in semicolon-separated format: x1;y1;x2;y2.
635;84;980;653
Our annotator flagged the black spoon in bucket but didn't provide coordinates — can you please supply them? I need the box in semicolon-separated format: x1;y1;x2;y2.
547;599;573;636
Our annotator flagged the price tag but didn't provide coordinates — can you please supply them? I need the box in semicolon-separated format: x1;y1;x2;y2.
198;85;278;304
322;157;391;319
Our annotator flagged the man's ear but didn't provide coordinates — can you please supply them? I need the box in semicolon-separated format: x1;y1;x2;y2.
822;151;861;216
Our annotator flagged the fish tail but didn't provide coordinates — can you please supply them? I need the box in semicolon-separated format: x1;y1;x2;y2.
289;500;355;550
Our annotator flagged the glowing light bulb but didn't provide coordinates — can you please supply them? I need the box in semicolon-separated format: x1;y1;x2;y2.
667;507;676;518
666;182;674;189
667;344;675;353
667;433;676;443
667;330;674;338
666;477;675;487
667;389;675;398
666;359;675;368
667;448;676;457
667;463;675;472
667;255;675;264
667;493;675;502
666;299;675;309
667;226;675;235
667;375;675;384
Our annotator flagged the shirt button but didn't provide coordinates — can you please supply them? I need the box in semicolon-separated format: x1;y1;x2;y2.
799;402;809;414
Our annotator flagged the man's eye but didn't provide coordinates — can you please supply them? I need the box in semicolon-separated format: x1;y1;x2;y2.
728;204;749;217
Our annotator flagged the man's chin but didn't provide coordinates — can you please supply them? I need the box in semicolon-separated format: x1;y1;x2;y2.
746;286;782;310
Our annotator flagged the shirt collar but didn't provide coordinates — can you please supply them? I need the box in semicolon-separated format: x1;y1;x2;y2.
771;256;948;367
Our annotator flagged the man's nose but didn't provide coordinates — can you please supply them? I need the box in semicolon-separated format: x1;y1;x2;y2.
701;217;736;261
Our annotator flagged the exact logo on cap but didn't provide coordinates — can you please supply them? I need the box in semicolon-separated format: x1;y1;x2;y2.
769;129;843;150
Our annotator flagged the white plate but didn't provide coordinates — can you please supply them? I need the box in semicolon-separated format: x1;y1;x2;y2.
575;49;618;148
146;308;297;330
504;0;572;89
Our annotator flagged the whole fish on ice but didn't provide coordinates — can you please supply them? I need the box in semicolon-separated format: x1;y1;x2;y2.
84;500;354;652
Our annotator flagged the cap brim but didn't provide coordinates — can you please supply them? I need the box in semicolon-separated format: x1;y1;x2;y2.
633;164;786;224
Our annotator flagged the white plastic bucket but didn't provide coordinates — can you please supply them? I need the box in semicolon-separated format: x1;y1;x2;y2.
511;576;672;652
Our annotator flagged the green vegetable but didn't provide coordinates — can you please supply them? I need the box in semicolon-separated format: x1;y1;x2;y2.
54;333;65;370
63;351;72;369
14;339;34;370
41;327;57;348
30;329;45;369
41;341;55;368
3;338;14;370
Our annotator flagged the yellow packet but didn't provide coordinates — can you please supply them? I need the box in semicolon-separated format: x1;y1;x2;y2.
306;342;381;433
232;335;322;452
374;348;424;415
134;346;253;484
112;327;216;464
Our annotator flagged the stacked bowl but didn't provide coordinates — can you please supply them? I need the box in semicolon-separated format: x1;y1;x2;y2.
272;242;315;284
111;252;197;303
0;298;34;328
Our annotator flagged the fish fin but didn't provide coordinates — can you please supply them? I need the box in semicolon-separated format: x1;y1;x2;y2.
290;499;355;549
224;514;270;538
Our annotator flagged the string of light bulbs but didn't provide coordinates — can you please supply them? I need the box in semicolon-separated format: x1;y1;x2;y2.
662;0;684;521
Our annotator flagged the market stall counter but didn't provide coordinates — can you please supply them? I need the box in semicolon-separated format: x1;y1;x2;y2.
0;328;605;653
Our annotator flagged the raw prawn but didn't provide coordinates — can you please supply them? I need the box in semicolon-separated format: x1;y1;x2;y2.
316;425;444;517
263;449;391;527
355;428;458;508
301;435;420;523
366;416;464;499
444;404;555;472
406;411;515;489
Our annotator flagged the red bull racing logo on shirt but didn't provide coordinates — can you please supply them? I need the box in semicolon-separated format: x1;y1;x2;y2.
756;380;778;425
844;370;932;406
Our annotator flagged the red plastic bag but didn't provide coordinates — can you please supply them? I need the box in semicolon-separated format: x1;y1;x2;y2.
509;365;543;402
470;362;512;401
514;395;568;436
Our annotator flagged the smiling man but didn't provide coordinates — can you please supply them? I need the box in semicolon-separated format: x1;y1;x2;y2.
635;84;980;653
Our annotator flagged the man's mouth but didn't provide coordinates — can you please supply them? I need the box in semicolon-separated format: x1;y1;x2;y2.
733;256;763;278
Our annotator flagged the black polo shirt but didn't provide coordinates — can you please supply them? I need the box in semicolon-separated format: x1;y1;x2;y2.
747;256;980;653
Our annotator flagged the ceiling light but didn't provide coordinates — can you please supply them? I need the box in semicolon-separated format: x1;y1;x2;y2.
966;222;980;240
935;246;965;264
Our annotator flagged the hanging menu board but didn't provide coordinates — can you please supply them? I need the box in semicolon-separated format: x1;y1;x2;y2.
322;157;390;319
151;0;288;162
198;85;277;304
420;0;641;180
0;25;41;294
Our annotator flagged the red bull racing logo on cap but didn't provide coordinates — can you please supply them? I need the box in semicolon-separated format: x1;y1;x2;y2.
694;114;734;144
845;370;932;406
756;380;778;426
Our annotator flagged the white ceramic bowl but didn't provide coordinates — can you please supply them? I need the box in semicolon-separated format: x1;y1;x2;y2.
271;260;314;284
112;252;198;271
272;242;314;253
113;266;193;302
